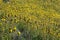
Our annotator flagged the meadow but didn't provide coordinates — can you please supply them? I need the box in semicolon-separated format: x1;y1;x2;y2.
0;0;60;40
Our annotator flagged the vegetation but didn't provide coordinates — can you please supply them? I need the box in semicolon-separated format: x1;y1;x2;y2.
0;0;60;40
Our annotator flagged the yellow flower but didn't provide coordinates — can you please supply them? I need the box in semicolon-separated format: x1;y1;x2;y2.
17;31;21;36
13;27;16;32
9;28;12;33
9;29;12;33
1;18;6;21
16;19;19;23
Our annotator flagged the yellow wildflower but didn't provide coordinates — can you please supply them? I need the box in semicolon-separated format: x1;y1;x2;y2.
17;31;21;36
1;18;6;21
16;19;19;23
13;26;16;32
9;28;12;33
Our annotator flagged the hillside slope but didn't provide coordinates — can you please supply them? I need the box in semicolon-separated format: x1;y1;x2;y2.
0;0;60;40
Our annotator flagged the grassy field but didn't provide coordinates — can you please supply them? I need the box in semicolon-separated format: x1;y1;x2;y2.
0;0;60;40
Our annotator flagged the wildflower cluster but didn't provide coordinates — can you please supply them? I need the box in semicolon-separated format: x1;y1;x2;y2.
0;0;60;40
